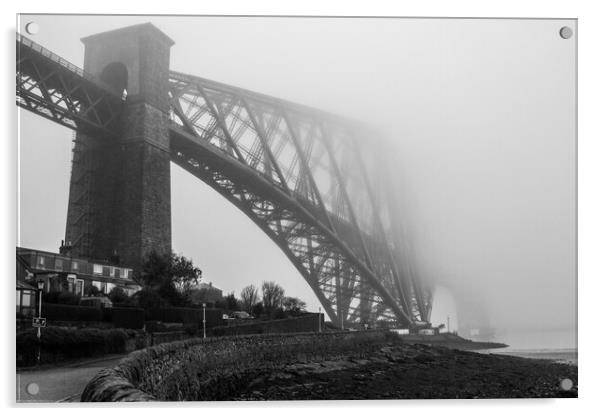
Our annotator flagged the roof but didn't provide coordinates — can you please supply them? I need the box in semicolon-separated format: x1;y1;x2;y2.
16;280;37;290
81;22;175;47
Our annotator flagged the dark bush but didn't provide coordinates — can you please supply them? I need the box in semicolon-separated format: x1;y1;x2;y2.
108;287;130;304
57;291;81;305
135;288;164;313
274;308;286;319
111;307;145;329
84;285;101;297
16;327;133;366
251;302;264;318
42;303;103;322
42;291;61;304
183;323;199;336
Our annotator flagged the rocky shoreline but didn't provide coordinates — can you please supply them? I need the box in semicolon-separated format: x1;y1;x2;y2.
232;343;577;400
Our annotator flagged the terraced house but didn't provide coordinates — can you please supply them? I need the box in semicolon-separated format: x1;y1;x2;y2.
16;244;141;316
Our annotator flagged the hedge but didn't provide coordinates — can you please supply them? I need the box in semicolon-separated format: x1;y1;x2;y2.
40;303;145;329
42;303;102;322
146;307;223;327
16;327;136;367
39;303;223;329
111;307;145;329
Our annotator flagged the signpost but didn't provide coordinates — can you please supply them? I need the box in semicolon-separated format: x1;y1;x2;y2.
202;303;206;339
35;279;45;364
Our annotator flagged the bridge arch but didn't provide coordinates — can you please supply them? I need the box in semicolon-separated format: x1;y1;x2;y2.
166;70;430;327
100;62;128;97
16;25;433;328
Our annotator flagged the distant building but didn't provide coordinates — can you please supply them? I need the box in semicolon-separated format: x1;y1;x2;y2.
16;246;141;304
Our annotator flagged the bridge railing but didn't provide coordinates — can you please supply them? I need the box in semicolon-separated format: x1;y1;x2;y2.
17;33;123;98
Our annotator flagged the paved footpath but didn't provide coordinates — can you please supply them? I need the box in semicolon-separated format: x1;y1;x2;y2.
16;354;127;403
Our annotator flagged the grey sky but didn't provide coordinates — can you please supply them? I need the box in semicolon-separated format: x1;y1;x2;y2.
17;15;576;346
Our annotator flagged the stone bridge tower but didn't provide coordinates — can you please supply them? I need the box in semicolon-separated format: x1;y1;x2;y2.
64;23;173;271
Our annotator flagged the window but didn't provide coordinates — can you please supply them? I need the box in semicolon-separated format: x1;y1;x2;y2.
75;279;84;297
71;261;79;271
114;268;121;278
100;282;107;294
67;276;76;293
55;259;63;271
37;256;45;267
17;291;34;308
22;292;33;307
93;264;103;275
103;266;110;276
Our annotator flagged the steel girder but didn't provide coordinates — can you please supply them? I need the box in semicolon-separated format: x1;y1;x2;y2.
168;70;430;326
16;34;124;137
14;32;432;326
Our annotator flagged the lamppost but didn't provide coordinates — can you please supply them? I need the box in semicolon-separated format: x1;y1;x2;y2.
318;307;322;333
202;303;206;339
36;279;44;364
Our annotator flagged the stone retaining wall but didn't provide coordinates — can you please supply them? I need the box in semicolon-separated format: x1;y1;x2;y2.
81;330;396;401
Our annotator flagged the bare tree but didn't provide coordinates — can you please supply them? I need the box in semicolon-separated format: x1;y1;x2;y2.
240;284;259;313
261;281;285;318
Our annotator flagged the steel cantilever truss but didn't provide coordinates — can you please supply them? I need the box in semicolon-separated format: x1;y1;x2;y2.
168;71;430;326
15;33;432;327
16;34;124;137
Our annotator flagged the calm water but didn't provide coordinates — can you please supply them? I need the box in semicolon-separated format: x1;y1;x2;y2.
478;329;577;365
481;348;578;365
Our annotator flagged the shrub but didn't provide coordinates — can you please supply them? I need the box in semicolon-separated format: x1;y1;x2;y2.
42;291;61;304
84;285;101;297
108;287;130;304
135;288;164;312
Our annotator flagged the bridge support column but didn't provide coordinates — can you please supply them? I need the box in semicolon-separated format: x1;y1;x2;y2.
359;277;372;326
64;23;174;271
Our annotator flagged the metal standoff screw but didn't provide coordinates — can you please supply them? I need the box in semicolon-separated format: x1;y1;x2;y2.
25;22;39;35
559;26;573;39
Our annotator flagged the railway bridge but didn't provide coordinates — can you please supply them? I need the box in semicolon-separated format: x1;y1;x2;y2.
16;23;433;327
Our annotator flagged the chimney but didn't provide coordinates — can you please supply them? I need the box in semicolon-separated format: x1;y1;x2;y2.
59;240;72;256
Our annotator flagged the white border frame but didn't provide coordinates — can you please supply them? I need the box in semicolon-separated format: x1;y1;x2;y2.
3;1;599;414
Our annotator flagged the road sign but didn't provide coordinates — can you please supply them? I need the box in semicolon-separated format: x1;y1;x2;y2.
32;317;46;328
